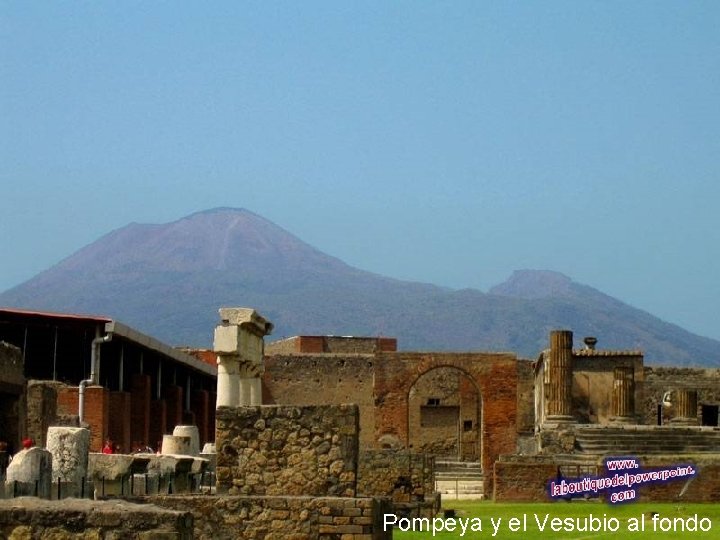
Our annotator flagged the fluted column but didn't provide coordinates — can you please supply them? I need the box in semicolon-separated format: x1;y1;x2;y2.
671;389;698;425
545;330;575;423
610;366;635;424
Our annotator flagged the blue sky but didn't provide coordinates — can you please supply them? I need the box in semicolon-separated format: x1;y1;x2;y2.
2;2;719;340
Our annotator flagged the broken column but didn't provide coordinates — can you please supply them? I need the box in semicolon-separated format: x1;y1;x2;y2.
46;426;90;498
610;366;635;424
5;447;53;498
544;330;575;424
671;389;698;425
214;308;273;408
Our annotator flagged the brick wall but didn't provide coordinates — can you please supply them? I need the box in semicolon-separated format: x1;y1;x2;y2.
266;336;397;355
493;456;558;501
373;352;518;495
152;495;391;540
215;404;359;497
57;385;109;452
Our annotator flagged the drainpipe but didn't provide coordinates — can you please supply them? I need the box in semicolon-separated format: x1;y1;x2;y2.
79;331;113;425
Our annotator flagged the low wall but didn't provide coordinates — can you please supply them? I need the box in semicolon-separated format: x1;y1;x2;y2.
494;454;720;503
0;497;192;539
215;404;359;497
493;456;558;502
152;495;392;540
358;449;434;502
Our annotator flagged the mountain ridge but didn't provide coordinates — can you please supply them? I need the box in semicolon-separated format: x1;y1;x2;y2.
1;208;718;366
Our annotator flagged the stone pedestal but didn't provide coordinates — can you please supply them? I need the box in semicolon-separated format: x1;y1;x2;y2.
161;435;192;456
545;330;575;424
46;426;90;497
88;453;150;498
172;425;200;456
671;389;698;425
6;447;53;498
610;367;636;424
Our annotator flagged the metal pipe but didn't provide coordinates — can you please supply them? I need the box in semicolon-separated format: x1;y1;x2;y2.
79;330;113;425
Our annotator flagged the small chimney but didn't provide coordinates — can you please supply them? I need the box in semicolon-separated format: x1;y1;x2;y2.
583;337;597;350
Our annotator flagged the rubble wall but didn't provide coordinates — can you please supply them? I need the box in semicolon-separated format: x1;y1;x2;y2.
153;495;392;540
216;404;359;497
0;498;192;539
357;449;434;503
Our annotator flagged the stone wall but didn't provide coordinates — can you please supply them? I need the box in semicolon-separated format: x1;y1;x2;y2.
0;498;193;539
493;454;720;503
153;495;392;540
216;404;359;497
493;456;558;502
643;367;720;425
264;355;376;448
26;381;73;449
357;449;434;503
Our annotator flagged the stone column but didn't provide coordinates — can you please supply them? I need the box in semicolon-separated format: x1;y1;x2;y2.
238;377;253;406
249;377;262;406
545;330;575;423
216;356;239;407
671;389;698;425
610;367;635;424
213;307;273;409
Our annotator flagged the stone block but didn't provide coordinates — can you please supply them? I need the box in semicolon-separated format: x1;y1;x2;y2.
5;447;53;498
172;426;200;456
46;426;90;491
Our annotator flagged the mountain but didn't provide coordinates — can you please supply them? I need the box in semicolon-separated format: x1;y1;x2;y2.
1;208;719;366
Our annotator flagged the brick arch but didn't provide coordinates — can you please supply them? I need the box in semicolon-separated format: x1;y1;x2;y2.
373;352;517;492
406;364;482;461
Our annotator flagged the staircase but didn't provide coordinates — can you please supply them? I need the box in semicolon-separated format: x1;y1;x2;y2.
575;426;720;455
434;460;484;498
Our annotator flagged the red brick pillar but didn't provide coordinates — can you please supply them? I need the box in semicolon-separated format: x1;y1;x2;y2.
191;390;209;445
108;392;131;453
149;400;167;451
85;386;110;452
130;374;151;447
164;385;183;432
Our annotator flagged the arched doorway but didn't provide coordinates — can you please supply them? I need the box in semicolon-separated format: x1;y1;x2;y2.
407;366;481;462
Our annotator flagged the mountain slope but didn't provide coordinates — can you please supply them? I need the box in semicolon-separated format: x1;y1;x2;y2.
1;208;718;366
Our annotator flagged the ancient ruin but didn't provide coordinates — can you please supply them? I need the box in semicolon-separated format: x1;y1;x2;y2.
2;305;720;536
